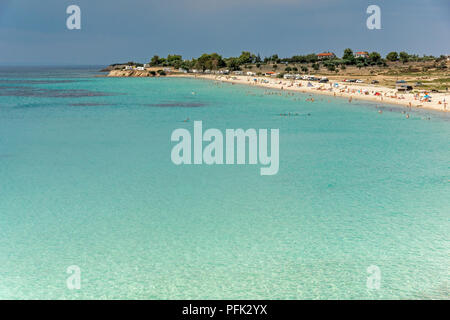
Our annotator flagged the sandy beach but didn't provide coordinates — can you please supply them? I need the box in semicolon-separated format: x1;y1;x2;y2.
169;73;449;113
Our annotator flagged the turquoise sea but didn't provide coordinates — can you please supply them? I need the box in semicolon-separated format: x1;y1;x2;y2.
0;67;448;299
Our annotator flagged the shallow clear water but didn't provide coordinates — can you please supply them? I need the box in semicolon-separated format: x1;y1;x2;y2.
0;67;449;299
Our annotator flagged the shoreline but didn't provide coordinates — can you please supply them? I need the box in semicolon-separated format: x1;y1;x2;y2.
170;74;449;113
106;70;449;112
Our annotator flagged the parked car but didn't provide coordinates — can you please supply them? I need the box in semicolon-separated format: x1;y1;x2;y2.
371;80;379;84
396;84;413;91
356;79;364;83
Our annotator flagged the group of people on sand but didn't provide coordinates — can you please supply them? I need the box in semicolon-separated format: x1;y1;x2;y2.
204;75;448;118
209;75;449;112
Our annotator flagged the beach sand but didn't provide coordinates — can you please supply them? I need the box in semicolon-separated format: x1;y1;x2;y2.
170;73;450;113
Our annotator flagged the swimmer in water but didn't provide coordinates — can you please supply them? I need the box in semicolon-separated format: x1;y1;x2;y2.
183;117;190;122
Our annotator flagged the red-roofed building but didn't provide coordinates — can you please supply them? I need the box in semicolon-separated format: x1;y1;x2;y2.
317;52;336;60
355;51;369;58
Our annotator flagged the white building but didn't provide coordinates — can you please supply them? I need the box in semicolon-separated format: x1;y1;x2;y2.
355;51;369;58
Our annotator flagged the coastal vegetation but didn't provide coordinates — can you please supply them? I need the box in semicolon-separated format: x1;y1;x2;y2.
139;49;443;72
106;49;449;91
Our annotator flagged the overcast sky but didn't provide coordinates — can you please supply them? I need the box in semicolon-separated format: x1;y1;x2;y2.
0;0;449;65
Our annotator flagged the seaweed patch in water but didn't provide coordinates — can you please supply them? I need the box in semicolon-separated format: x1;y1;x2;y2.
0;86;118;98
144;102;207;108
0;80;79;84
69;103;112;107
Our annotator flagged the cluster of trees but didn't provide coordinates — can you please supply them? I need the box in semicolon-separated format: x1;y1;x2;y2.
224;51;262;70
149;54;184;68
282;54;318;64
148;51;263;71
385;51;438;63
144;49;446;72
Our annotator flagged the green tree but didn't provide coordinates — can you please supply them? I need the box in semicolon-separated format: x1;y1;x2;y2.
369;52;382;64
167;54;182;66
238;51;252;65
399;51;409;63
226;57;241;71
386;51;398;61
342;48;354;60
196;53;225;71
149;55;161;66
306;54;318;63
180;61;191;71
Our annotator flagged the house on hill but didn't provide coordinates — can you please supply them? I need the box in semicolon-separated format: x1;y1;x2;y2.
317;52;336;60
355;51;369;58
